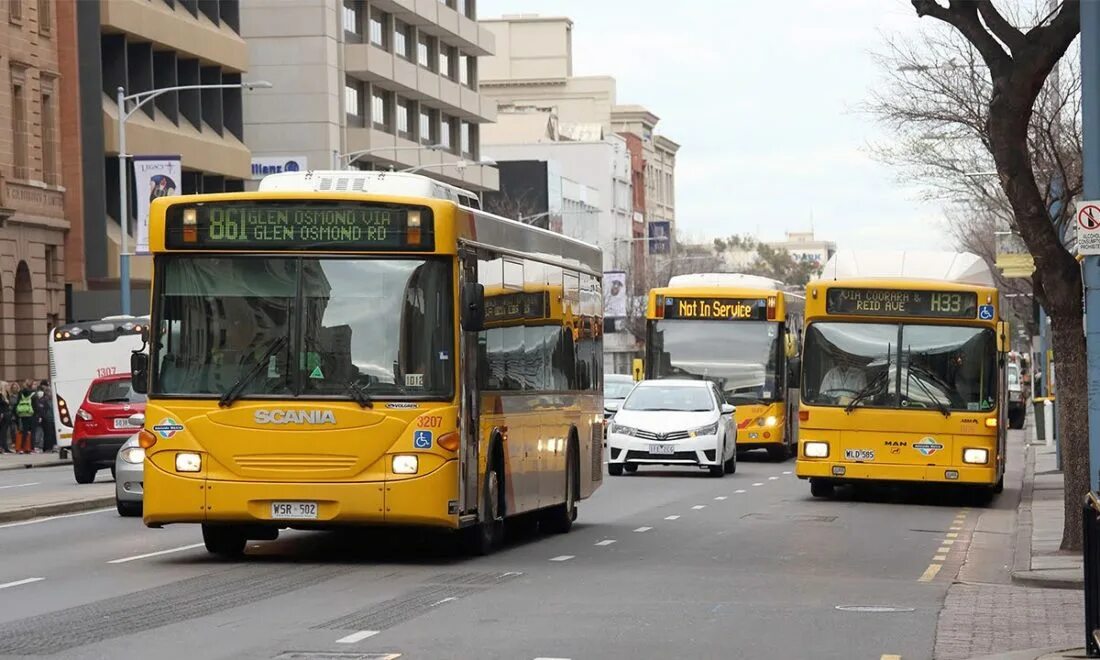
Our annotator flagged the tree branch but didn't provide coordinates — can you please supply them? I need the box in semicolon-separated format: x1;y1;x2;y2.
912;0;1012;74
976;0;1027;54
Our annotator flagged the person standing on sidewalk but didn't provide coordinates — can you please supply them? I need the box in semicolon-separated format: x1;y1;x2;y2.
13;380;37;454
0;381;10;453
35;381;55;453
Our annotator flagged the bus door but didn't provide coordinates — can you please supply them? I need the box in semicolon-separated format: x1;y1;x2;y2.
784;321;800;449
459;253;481;515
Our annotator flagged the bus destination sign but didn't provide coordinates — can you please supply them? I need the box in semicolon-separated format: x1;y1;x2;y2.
663;297;767;321
165;201;433;250
825;288;979;319
485;292;549;324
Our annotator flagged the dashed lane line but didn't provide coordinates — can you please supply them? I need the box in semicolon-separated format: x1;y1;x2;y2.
752;482;764;486
0;507;112;530
933;555;947;561
665;515;680;520
938;546;951;554
918;563;942;582
946;532;958;539
0;577;44;591
0;482;39;490
634;526;653;533
107;543;206;564
595;540;617;546
336;630;380;644
692;505;706;510
881;655;902;660
768;476;779;481
735;489;747;494
549;555;575;562
783;471;792;475
714;496;728;501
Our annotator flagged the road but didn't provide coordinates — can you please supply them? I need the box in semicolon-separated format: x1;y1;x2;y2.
0;442;1009;660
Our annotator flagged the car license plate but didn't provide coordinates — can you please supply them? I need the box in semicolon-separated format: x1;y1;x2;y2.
271;502;318;519
113;418;138;429
649;444;675;455
844;449;875;461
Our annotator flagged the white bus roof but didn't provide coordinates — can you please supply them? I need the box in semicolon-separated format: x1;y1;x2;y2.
667;273;787;291
257;170;482;208
820;250;994;287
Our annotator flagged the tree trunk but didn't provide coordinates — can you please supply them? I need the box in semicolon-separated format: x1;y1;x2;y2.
1051;307;1088;551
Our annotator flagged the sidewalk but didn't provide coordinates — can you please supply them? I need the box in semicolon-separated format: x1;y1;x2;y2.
0;482;115;522
1011;443;1084;589
0;450;71;472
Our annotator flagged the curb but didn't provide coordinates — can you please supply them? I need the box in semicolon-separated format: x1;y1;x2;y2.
964;647;1083;660
0;496;115;524
1010;442;1085;589
0;459;71;472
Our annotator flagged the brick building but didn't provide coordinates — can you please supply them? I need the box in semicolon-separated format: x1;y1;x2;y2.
0;0;68;381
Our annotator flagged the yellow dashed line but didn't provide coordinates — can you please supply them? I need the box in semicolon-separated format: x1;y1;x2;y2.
933;554;947;561
938;546;951;554
943;539;955;545
881;655;902;660
950;525;962;531
919;563;942;582
946;532;958;539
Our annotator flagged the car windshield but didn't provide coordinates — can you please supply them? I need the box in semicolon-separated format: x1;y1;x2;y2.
647;319;781;404
604;380;636;399
802;322;996;412
152;256;454;399
88;380;146;404
622;385;715;412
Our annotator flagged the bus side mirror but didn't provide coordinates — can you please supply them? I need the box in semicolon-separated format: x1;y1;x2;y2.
787;357;802;389
461;282;485;332
131;352;149;395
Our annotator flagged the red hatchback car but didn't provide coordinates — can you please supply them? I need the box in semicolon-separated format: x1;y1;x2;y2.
72;373;146;484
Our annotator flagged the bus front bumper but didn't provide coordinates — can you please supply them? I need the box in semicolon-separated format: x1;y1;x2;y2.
795;460;997;485
143;459;461;530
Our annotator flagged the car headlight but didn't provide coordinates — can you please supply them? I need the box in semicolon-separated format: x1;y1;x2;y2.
804;441;829;458
610;422;637;437
392;455;419;474
119;447;145;464
690;422;719;437
963;448;989;465
175;452;201;472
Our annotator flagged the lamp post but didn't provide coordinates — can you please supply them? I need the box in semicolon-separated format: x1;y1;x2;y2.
398;157;497;175
332;143;446;169
115;80;272;316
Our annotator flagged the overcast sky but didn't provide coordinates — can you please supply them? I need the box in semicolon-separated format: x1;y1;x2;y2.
478;0;950;251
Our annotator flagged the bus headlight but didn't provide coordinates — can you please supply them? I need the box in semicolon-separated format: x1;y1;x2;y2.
393;455;419;474
804;441;829;458
175;452;201;472
764;415;777;427
963;448;989;465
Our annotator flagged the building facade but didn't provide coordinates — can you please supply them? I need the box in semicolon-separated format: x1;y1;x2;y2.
765;231;837;271
70;0;254;320
0;0;68;380
242;0;499;193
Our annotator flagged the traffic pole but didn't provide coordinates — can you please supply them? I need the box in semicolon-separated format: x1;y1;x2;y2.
1083;0;1100;492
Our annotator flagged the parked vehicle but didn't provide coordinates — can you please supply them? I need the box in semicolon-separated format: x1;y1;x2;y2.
72;374;146;484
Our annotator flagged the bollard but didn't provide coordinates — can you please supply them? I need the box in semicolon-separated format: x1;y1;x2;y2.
1084;492;1100;657
1045;399;1055;446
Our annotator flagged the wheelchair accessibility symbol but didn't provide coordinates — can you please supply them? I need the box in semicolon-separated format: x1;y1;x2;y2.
414;430;433;449
978;305;995;321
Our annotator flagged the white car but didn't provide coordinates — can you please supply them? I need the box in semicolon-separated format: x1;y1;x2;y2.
606;379;736;477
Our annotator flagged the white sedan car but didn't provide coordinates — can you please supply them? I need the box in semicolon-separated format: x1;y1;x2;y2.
606;379;736;477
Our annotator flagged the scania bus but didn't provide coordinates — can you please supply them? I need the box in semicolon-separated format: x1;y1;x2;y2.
132;170;604;556
795;251;1008;499
643;273;804;461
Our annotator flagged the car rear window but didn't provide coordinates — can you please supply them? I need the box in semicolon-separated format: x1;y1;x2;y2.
88;380;146;404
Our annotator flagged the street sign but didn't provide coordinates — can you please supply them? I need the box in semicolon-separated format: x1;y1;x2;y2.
1077;201;1100;255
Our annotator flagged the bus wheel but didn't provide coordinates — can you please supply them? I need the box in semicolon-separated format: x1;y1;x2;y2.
994;474;1004;494
767;445;788;462
543;442;577;534
202;525;247;558
463;464;503;555
608;463;624;476
809;479;834;498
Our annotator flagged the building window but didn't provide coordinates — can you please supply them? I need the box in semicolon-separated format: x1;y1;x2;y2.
345;78;364;126
439;114;454;151
342;0;362;37
10;65;27;180
369;6;388;48
371;88;392;131
460;121;473;158
458;0;472;18
459;54;470;86
419;107;438;145
417;32;436;71
37;0;49;34
9;0;21;23
440;45;455;80
397;98;413;140
394;19;413;59
40;77;58;185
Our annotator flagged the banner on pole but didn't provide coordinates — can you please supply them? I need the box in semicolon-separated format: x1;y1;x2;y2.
603;271;627;318
133;155;181;254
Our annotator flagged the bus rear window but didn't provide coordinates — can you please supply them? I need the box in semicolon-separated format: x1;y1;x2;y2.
88;380;146;404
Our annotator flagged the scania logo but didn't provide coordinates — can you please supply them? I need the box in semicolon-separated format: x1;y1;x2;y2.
254;409;337;425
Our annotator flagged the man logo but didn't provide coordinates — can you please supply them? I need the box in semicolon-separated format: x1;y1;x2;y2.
254;410;337;425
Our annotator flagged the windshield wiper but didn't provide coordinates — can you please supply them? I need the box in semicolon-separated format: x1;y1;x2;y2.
844;370;889;414
218;336;289;408
905;364;952;418
345;379;374;409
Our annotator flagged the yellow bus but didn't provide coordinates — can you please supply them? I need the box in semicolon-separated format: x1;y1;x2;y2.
130;170;605;556
644;274;805;461
795;251;1008;499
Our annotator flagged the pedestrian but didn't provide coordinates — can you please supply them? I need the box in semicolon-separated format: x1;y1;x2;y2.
6;382;21;452
0;381;10;453
36;381;55;453
13;379;37;454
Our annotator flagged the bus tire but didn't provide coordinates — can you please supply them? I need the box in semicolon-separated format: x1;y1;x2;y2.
994;474;1004;493
463;450;504;556
810;479;834;498
766;445;788;462
608;463;624;476
542;438;578;534
202;525;247;558
73;460;97;485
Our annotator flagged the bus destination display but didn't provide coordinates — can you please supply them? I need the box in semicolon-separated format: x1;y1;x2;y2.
825;288;978;319
485;292;549;323
166;202;432;250
663;297;767;321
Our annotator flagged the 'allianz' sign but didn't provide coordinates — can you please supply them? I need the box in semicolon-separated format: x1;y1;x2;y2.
251;156;308;180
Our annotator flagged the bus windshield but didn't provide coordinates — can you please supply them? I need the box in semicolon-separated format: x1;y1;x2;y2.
802;322;996;412
647;319;781;404
152;256;454;399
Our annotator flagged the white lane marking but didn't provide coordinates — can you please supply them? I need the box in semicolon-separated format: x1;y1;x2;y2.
692;505;706;510
549;555;575;562
107;543;205;564
714;496;728;501
595;540;616;546
430;596;458;606
0;507;112;530
534;657;572;660
752;482;764;487
783;471;792;475
768;476;779;481
735;489;747;494
633;526;652;533
336;630;379;644
664;515;680;520
501;571;524;578
0;482;39;490
0;577;44;590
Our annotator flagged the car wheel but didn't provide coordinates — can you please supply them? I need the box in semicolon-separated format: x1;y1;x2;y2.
202;525;247;558
463;462;503;555
542;441;578;534
116;499;142;518
73;460;97;485
624;463;638;474
810;479;834;498
608;463;624;476
724;452;736;474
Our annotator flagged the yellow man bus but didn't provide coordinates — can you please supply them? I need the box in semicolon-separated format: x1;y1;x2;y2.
131;170;604;556
644;273;805;461
795;251;1008;499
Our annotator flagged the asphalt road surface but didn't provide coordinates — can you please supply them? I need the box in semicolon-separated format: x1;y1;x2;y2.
0;446;999;660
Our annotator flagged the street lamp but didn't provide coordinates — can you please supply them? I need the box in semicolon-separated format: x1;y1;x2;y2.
333;143;446;169
114;80;272;316
398;157;496;174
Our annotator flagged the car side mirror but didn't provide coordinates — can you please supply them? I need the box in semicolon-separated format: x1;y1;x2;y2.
787;357;802;389
131;352;149;395
604;401;621;414
461;282;485;332
721;403;735;415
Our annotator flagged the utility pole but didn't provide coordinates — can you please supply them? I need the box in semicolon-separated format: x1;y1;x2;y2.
1082;0;1100;491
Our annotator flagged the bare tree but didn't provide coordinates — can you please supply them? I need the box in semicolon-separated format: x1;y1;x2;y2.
874;1;1083;548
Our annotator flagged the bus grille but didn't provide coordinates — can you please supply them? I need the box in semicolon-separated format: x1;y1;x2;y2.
234;455;358;472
